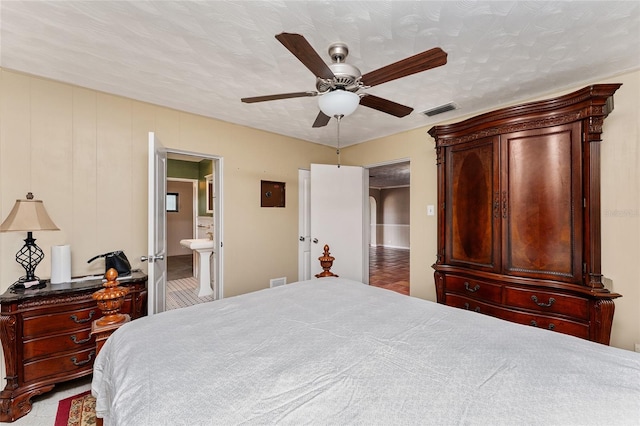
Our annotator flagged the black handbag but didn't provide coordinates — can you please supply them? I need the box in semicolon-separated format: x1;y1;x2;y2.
87;250;132;276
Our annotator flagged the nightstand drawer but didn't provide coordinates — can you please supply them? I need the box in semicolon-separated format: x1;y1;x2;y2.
504;287;589;320
23;347;96;382
446;275;502;304
23;306;99;338
23;328;94;361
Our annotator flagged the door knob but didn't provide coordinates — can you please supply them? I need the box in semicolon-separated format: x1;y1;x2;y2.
312;238;318;244
141;253;165;263
299;236;305;242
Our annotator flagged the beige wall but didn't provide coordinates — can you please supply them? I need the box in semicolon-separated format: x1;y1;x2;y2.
380;187;410;225
344;70;640;351
0;66;637;359
0;69;335;301
378;187;410;249
342;128;438;301
599;71;640;351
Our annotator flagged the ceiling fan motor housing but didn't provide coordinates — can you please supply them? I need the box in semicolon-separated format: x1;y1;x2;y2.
316;62;362;93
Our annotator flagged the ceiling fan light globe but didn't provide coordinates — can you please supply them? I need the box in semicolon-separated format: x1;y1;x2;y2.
318;90;359;118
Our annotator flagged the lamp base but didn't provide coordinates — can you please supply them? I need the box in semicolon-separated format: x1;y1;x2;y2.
10;232;47;290
11;277;46;290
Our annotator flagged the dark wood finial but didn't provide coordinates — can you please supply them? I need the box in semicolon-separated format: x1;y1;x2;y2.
315;244;338;278
92;268;130;326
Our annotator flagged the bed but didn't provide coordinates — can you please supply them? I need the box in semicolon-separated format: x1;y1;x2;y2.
92;276;640;425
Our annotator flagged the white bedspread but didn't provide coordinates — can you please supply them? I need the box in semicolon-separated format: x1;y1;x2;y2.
92;278;640;425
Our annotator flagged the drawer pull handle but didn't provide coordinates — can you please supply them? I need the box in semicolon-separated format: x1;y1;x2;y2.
463;303;481;313
70;334;92;345
530;320;556;330
464;282;480;292
70;310;96;324
71;350;95;367
531;296;555;307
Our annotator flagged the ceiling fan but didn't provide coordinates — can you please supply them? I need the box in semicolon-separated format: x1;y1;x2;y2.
241;33;448;128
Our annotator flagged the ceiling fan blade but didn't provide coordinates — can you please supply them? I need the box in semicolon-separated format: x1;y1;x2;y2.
361;47;447;87
241;91;318;103
312;111;331;128
275;33;335;80
359;94;413;117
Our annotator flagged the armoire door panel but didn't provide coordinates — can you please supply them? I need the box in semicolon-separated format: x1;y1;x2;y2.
447;137;499;270
502;123;582;282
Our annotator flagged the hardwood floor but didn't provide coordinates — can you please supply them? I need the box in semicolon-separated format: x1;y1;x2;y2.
369;246;410;296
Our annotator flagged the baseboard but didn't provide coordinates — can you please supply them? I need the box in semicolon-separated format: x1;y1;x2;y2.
371;244;409;250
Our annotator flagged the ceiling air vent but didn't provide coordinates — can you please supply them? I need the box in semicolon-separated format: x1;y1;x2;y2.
421;102;457;117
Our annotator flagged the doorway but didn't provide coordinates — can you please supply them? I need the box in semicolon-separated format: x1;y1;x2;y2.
166;178;197;280
367;161;410;296
165;152;222;310
296;161;409;293
297;165;368;283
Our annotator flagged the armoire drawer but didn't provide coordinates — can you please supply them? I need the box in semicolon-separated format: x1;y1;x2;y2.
445;293;590;340
445;294;505;317
445;276;502;304
494;309;590;340
503;286;589;320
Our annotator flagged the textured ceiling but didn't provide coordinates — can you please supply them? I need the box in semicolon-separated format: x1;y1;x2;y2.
369;162;410;188
1;1;639;149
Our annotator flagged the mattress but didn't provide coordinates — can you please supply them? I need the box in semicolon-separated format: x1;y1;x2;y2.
92;277;640;425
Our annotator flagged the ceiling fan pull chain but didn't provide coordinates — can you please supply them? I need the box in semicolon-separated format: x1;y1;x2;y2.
335;114;343;168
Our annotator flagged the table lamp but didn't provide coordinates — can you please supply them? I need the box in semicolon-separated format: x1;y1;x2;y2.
0;192;59;289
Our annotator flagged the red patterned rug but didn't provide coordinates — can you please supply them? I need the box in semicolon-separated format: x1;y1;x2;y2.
54;390;97;426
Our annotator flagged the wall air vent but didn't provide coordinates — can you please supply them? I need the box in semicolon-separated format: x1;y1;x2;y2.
421;102;457;117
270;277;287;288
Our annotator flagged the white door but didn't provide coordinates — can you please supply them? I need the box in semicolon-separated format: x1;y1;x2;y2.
309;163;368;282
298;169;311;281
145;132;167;315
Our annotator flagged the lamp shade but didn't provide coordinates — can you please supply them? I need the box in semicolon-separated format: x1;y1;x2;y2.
0;193;59;232
318;90;360;118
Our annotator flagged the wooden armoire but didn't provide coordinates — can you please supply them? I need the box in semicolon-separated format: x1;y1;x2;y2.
429;84;621;345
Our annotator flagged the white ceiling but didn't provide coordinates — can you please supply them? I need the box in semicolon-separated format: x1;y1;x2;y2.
1;1;639;148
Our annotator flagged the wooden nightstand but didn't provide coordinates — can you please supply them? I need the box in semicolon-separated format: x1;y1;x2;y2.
0;271;146;422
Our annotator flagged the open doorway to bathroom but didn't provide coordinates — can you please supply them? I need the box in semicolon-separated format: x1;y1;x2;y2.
166;153;220;310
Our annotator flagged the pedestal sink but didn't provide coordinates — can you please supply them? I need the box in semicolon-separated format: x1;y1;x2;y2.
179;239;215;297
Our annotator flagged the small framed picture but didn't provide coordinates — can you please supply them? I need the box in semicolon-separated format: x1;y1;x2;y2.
261;181;285;207
167;193;179;212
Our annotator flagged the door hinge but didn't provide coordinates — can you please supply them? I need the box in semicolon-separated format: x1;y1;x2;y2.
583;263;587;273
